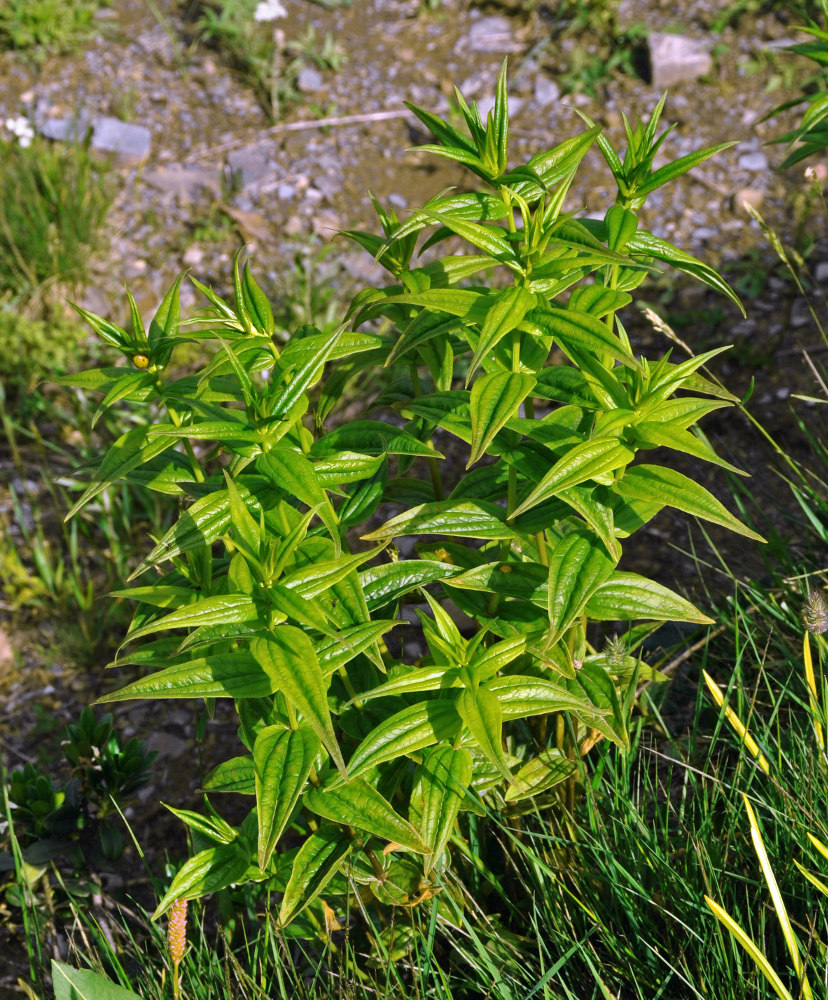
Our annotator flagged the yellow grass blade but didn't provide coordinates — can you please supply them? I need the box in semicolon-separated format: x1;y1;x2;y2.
703;670;771;775
803;632;825;753
704;895;795;1000
743;794;814;1000
793;859;828;898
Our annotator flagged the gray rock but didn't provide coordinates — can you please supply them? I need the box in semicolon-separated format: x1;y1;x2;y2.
143;166;221;198
38;113;151;164
737;151;769;172
647;33;713;89
534;74;560;108
226;143;274;189
813;261;828;283
277;183;296;200
466;16;521;54
297;66;324;93
694;227;717;241
90;116;152;164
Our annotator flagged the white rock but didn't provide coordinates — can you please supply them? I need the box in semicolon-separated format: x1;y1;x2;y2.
534;75;560;107
737;151;769;172
466;16;521;53
647;33;712;89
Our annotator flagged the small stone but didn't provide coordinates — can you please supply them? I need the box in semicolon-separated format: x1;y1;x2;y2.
277;183;296;200
182;246;205;268
311;209;340;236
90;116;152;165
813;261;828;283
227;144;274;190
388;192;407;209
466;16;521;53
694;227;717;241
738;151;769;172
143;166;221;198
285;215;304;236
313;174;341;200
734;187;764;213
647;33;712;89
534;74;560;108
297;66;324;93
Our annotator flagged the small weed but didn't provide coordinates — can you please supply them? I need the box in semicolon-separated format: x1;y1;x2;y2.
0;0;106;60
0;131;113;308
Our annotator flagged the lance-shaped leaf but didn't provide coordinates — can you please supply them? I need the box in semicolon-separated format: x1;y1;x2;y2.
258;448;339;542
129;486;236;579
304;777;429;854
316;620;400;676
504;748;577;802
521;307;638;368
347;700;463;777
254;727;320;870
572;661;629;750
283;545;385;598
412;744;473;873
585;572;714;624
271;326;343;419
121;593;261;645
468;372;536;467
512;439;635;517
278;826;353;927
633;421;746;475
66;427;176;520
153;840;251;918
203;755;255;794
487;675;601;719
95;653;275;703
457;686;513;785
546;530;617;645
468;285;536;380
614;465;764;541
360;558;463;611
311;419;443;459
363;500;519;542
251;630;346;777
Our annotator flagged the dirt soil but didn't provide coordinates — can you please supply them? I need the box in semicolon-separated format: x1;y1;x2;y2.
1;0;828;992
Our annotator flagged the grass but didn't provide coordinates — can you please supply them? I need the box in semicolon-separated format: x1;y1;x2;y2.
0;133;112;308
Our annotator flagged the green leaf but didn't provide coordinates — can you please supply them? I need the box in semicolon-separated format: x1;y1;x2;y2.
242;261;275;336
122;594;260;644
457;686;512;785
279;826;352;926
360;559;462;611
153;840;251;918
469;285;536;380
251;630;346;777
255;727;320;869
522;307;639;368
305;777;429;853
468;372;536;468
272;326;344;419
512;439;635;517
258;447;339;542
615;465;764;541
224;470;262;556
347;700;462;777
504;748;576;802
95;653;275;702
585;572;714;624
546;530;617;644
316;620;400;676
486;675;601;718
66;427;175;520
311;420;443;459
633;420;746;475
203;755;255;794
52;962;144;1000
363;500;519;542
148;272;184;348
412;744;473;873
283;546;385;599
573;661;629;750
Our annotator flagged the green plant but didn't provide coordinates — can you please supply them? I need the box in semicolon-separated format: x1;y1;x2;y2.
61;65;761;941
763;0;828;167
0;307;91;397
0;131;112;307
0;0;104;58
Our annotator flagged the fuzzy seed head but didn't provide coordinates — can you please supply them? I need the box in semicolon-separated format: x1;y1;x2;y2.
168;897;188;966
804;591;828;635
603;634;626;668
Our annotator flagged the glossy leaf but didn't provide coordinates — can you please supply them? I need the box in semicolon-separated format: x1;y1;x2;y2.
255;727;320;869
546;531;617;645
251;630;346;777
585;572;714;624
504;748;576;802
304;777;429;853
469;372;536;467
413;744;473;872
278;825;352;926
363;500;518;542
347;700;462;776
